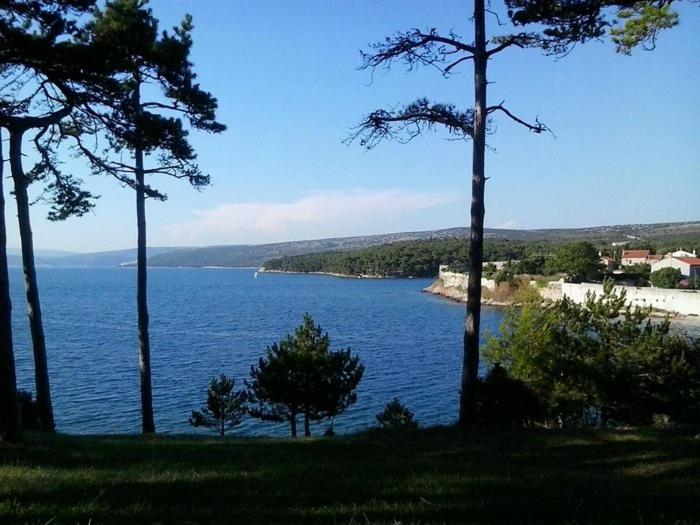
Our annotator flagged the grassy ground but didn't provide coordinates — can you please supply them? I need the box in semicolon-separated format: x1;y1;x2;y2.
0;426;699;524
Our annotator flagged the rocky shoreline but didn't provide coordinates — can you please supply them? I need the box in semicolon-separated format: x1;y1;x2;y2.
422;280;514;307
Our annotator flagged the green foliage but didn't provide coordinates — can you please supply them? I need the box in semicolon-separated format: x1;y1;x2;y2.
513;255;547;275
476;365;541;427
79;0;225;197
545;242;602;282
650;267;683;289
487;281;700;426
264;236;700;279
376;398;417;430
621;262;651;280
0;0;99;220
246;314;364;437
506;0;682;55
265;239;555;278
611;3;679;54
189;374;246;437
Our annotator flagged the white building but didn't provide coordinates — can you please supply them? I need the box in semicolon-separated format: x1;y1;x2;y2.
650;254;700;280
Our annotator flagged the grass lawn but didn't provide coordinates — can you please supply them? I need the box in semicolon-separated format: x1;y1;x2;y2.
0;426;699;524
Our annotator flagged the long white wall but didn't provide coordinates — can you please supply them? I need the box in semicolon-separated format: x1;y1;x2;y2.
560;283;700;316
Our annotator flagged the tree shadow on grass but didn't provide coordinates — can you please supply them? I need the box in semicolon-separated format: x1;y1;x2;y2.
0;426;698;524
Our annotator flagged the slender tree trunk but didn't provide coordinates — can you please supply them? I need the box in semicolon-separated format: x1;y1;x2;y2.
0;128;19;441
219;417;224;437
9;129;54;432
134;82;155;434
459;0;488;427
304;410;310;437
290;410;297;438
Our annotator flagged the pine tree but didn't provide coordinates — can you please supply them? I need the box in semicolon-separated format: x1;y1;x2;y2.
74;0;225;433
247;314;364;438
0;0;100;432
189;374;246;437
348;1;549;425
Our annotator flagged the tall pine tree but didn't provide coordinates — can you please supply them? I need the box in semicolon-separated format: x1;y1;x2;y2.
74;0;224;433
0;0;99;432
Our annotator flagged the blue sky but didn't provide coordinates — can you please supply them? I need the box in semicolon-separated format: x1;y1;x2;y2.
6;0;699;252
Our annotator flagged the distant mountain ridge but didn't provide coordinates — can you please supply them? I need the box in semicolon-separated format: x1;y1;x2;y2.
8;221;699;269
146;221;700;269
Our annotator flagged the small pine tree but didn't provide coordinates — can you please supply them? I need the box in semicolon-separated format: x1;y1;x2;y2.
246;314;364;438
376;398;418;430
189;374;246;437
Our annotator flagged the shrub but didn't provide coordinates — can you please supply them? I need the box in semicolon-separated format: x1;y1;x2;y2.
486;281;700;426
650;267;683;289
476;365;541;427
376;398;418;429
189;374;246;437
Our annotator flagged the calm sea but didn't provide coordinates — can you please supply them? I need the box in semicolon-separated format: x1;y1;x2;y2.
9;267;504;436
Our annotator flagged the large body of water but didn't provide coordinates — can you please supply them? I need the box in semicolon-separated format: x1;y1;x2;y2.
9;267;505;436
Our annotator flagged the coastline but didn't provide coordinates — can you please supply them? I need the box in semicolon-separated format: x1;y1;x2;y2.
422;280;514;307
423;278;700;327
258;268;403;279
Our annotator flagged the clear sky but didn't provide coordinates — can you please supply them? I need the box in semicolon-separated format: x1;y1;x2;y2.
5;0;699;252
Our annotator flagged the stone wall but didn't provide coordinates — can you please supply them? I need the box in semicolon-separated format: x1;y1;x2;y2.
559;283;700;316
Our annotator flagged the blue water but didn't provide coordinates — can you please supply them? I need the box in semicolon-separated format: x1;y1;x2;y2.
9;267;504;436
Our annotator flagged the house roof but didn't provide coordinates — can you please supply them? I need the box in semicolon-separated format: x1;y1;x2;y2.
647;255;664;262
676;257;700;266
621;250;650;259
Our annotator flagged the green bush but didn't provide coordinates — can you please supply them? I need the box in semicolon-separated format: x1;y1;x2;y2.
376;398;418;429
650;267;682;289
545;242;603;283
486;281;700;426
476;365;541;427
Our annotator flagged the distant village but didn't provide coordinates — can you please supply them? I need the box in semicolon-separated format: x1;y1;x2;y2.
601;248;700;286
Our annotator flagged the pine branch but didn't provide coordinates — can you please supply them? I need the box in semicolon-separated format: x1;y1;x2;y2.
361;28;475;76
348;98;476;149
486;103;551;134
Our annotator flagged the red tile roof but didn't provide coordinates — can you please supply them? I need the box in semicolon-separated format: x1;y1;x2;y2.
676;257;700;266
621;250;650;259
647;255;664;262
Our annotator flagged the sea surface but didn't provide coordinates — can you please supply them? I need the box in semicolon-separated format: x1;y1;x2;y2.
9;267;505;436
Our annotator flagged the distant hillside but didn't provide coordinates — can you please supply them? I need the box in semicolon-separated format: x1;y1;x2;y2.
9;247;184;268
8;221;699;269
146;221;700;268
144;228;478;268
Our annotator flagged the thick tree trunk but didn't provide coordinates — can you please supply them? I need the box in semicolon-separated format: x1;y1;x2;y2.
0;128;19;441
290;411;297;438
134;83;155;434
304;410;310;437
459;0;488;427
9;129;55;432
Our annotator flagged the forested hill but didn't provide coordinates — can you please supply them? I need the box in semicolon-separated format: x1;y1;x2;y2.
146;221;700;269
13;221;699;269
263;232;700;278
261;238;550;277
144;227;475;268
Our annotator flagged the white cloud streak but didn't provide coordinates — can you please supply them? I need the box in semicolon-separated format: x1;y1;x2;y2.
161;190;460;245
